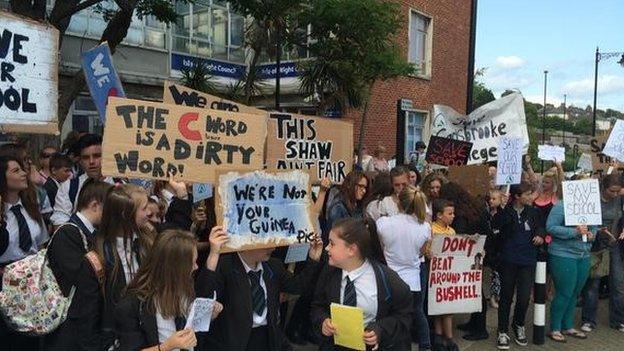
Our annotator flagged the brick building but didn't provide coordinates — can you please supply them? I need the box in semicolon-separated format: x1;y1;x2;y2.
345;0;476;163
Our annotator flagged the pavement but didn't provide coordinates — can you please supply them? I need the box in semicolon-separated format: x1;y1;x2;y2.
291;296;623;351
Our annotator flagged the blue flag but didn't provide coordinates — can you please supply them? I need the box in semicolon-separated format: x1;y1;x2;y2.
81;42;125;123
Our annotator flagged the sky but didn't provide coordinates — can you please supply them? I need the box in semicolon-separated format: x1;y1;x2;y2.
475;0;624;112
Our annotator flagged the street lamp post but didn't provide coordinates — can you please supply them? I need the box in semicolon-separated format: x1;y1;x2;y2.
592;47;624;136
562;94;567;147
541;70;548;173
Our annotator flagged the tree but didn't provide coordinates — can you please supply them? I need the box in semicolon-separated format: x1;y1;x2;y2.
297;0;415;166
472;82;495;110
7;0;192;130
179;60;219;95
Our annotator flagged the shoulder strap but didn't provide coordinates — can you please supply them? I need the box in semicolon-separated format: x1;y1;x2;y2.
69;176;81;205
52;223;105;287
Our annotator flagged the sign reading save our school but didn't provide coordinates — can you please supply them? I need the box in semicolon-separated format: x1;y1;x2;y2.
432;93;529;165
217;170;315;252
428;235;486;316
0;11;59;134
424;135;472;167
162;81;354;183
81;42;125;123
102;97;266;183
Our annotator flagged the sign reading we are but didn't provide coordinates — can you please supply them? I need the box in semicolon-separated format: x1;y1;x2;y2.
102;97;267;183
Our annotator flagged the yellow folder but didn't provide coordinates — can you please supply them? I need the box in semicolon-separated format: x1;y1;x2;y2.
330;303;366;350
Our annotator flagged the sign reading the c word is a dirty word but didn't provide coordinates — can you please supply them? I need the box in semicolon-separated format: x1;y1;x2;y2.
428;235;486;315
425;135;473;167
218;170;315;252
496;137;524;185
562;179;602;226
267;113;353;184
102;97;267;183
0;11;59;134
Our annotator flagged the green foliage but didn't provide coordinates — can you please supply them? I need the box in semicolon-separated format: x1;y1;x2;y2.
95;0;193;24
179;60;218;95
472;81;495;110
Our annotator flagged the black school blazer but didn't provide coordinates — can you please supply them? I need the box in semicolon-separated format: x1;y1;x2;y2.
199;253;319;351
310;261;412;351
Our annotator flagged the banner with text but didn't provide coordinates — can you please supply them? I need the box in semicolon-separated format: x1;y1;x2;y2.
0;11;59;134
217;170;315;252
432;93;529;165
102;97;267;183
425;135;472;167
267;112;353;184
81;42;125;123
428;235;486;315
562;179;602;226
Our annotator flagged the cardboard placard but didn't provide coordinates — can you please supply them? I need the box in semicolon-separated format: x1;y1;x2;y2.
424;135;473;167
216;170;315;252
602;120;624;163
496;136;523;185
432;93;529;165
588;132;616;175
448;164;490;197
0;11;59;135
428;235;486;315
163;81;265;115
562;179;602;226
267;112;353;184
81;42;125;123
101;97;267;183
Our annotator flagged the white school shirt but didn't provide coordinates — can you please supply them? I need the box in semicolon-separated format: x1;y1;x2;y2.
75;211;96;234
51;174;116;225
341;260;378;325
376;214;430;292
379;196;399;217
115;236;139;284
156;311;193;351
238;253;268;327
161;189;174;212
0;199;48;264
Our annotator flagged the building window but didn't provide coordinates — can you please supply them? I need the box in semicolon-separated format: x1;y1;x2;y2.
404;110;426;161
408;10;432;77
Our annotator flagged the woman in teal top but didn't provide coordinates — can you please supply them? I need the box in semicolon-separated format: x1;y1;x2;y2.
546;201;597;342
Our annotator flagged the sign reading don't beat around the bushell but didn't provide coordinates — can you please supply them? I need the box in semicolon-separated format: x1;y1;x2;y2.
102;97;267;183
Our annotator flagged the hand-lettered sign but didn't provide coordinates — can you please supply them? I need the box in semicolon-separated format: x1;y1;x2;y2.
267;112;353;184
163;81;265;115
0;11;59;134
192;183;213;203
101;97;267;183
428;235;486;315
217;170;315;252
602;120;624;163
81;42;125;123
562;179;602;226
496;136;524;185
432;93;529;165
538;144;565;162
424;135;472;167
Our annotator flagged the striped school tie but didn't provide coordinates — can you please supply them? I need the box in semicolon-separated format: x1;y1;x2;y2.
343;276;357;307
248;270;266;315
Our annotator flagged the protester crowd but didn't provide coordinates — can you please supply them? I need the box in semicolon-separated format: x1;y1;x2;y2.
1;134;624;351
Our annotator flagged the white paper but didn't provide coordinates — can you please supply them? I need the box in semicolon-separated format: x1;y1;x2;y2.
432;93;529;165
602;120;624;162
577;153;593;172
562;179;602;226
496;137;524;185
185;295;217;332
284;243;310;263
538;145;565;162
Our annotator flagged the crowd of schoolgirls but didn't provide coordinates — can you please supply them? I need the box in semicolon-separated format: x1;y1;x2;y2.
1;135;624;351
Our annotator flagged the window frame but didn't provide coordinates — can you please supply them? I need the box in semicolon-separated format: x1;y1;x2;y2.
407;8;433;80
403;109;428;161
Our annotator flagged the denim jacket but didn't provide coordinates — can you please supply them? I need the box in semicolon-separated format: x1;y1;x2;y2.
546;201;597;259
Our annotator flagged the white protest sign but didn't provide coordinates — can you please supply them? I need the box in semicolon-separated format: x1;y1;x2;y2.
602;120;624;162
432;93;529;165
428;235;486;315
562;179;602;226
185;295;217;332
284;243;310;263
0;11;59;134
577;153;593;172
538;145;565;162
496;137;524;185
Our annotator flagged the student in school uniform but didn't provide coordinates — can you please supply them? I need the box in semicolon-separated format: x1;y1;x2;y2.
310;217;412;351
46;179;112;351
43;153;73;208
96;183;154;348
115;229;224;351
51;134;120;226
201;226;324;351
0;155;49;351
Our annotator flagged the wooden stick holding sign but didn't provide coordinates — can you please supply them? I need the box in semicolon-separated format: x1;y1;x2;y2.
101;97;267;183
216;170;316;253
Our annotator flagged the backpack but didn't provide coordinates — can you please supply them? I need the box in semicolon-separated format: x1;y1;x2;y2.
0;223;101;336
